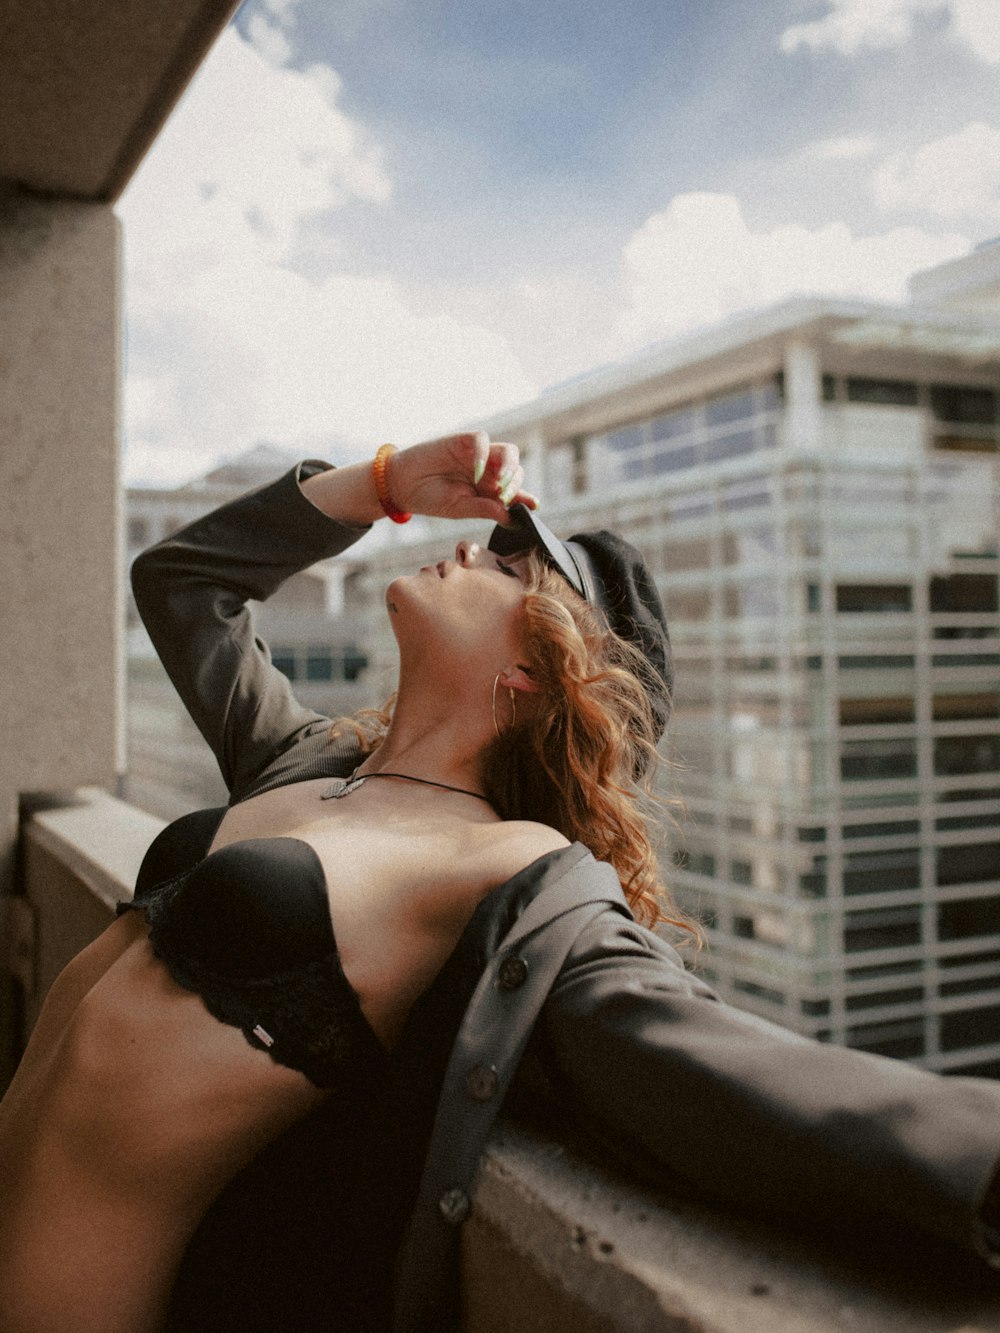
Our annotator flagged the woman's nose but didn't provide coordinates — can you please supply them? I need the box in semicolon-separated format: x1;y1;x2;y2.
455;540;481;567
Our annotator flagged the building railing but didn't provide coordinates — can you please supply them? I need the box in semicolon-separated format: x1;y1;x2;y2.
8;788;1000;1331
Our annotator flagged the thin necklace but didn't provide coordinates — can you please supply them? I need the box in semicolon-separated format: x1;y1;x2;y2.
320;769;493;805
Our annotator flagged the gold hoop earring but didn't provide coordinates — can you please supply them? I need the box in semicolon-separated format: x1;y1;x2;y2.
492;673;517;739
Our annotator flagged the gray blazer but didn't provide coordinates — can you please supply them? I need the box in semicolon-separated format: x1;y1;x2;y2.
132;463;1000;1333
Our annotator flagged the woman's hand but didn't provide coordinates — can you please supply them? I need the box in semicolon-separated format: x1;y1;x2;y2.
389;432;537;524
300;432;536;527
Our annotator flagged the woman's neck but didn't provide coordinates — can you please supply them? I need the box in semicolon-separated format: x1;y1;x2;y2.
359;681;492;791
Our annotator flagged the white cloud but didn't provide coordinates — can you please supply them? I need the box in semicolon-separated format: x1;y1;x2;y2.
617;192;968;347
780;0;1000;64
874;121;1000;221
118;27;533;485
804;134;879;160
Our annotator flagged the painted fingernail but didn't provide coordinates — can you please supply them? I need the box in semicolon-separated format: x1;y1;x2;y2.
499;479;517;506
474;457;486;485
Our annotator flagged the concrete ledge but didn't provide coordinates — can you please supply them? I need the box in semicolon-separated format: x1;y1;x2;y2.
25;786;163;912
465;1123;1000;1333
19;787;162;1030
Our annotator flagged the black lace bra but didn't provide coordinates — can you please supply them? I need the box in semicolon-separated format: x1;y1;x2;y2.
119;806;388;1089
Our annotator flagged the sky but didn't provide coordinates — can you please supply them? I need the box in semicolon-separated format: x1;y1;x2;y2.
118;0;1000;486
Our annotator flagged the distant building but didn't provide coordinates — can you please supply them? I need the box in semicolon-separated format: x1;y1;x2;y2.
125;443;370;818
355;245;1000;1076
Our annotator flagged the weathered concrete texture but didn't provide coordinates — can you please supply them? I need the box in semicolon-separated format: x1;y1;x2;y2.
0;0;240;200
20;789;160;1030
0;191;121;900
464;1124;1000;1333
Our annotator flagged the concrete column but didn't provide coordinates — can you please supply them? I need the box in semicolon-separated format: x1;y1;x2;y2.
784;340;822;454
0;188;122;1075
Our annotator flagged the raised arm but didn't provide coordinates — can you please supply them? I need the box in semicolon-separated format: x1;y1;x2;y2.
131;434;535;798
538;914;1000;1263
130;461;370;797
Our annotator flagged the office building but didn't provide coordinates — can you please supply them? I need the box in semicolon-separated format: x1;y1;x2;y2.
356;245;1000;1074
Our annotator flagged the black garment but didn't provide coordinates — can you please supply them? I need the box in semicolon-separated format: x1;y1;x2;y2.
119;807;387;1088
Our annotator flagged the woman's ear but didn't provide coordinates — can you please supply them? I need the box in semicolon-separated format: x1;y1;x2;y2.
501;664;542;694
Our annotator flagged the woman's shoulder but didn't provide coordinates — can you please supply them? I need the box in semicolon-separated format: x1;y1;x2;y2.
474;818;571;885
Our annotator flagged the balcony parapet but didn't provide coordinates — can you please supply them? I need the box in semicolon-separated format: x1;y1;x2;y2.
13;788;1000;1331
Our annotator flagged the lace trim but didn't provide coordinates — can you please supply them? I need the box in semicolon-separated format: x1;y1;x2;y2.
120;879;387;1090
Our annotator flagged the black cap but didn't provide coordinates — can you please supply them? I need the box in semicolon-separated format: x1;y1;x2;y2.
489;504;673;737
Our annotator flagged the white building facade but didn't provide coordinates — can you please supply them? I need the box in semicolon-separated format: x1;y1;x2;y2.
357;247;1000;1076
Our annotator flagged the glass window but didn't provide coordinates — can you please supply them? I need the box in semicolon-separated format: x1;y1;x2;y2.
845;986;924;1012
929;384;997;425
730;859;753;885
841;739;917;781
937;846;1000;890
797;826;827;843
839;654;915;669
843;819;920;839
305;651;333;682
930;573;998;614
847;959;923;980
839;697;915;725
705;387;755;427
844;906;921;952
934;735;1000;776
936;812;1000;832
343;648;367;682
271;650;297;680
606;424;643;453
847;1018;925;1059
704;429;757;463
846;377;918;406
933;693;1000;721
836;584;912;613
684;852;716;877
649;407;697;441
798;856;827;899
940;1005;1000;1053
843;848;920;895
941;975;1000;997
127;517;149;547
650;444;697;474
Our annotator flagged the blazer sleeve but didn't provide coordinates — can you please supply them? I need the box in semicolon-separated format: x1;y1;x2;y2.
130;462;370;799
537;912;1000;1262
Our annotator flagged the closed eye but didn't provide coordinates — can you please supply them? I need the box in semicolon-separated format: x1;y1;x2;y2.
496;560;521;580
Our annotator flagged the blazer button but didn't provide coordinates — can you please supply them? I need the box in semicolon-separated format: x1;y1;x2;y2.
498;955;528;990
466;1063;499;1102
438;1188;471;1225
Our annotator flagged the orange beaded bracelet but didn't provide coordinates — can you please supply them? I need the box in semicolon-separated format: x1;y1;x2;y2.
372;444;411;524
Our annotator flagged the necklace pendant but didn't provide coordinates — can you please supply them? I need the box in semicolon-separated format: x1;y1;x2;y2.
320;774;366;801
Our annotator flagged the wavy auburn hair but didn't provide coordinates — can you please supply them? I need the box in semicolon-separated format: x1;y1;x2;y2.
481;553;695;936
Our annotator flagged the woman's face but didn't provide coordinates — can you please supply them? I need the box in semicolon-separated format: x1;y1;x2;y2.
387;539;532;673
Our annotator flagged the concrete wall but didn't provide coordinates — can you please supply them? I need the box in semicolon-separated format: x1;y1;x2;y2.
0;188;121;1077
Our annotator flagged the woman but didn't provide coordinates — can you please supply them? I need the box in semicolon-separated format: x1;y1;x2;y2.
1;432;999;1332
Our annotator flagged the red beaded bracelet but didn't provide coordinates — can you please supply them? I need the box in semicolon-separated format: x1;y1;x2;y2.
372;444;412;524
